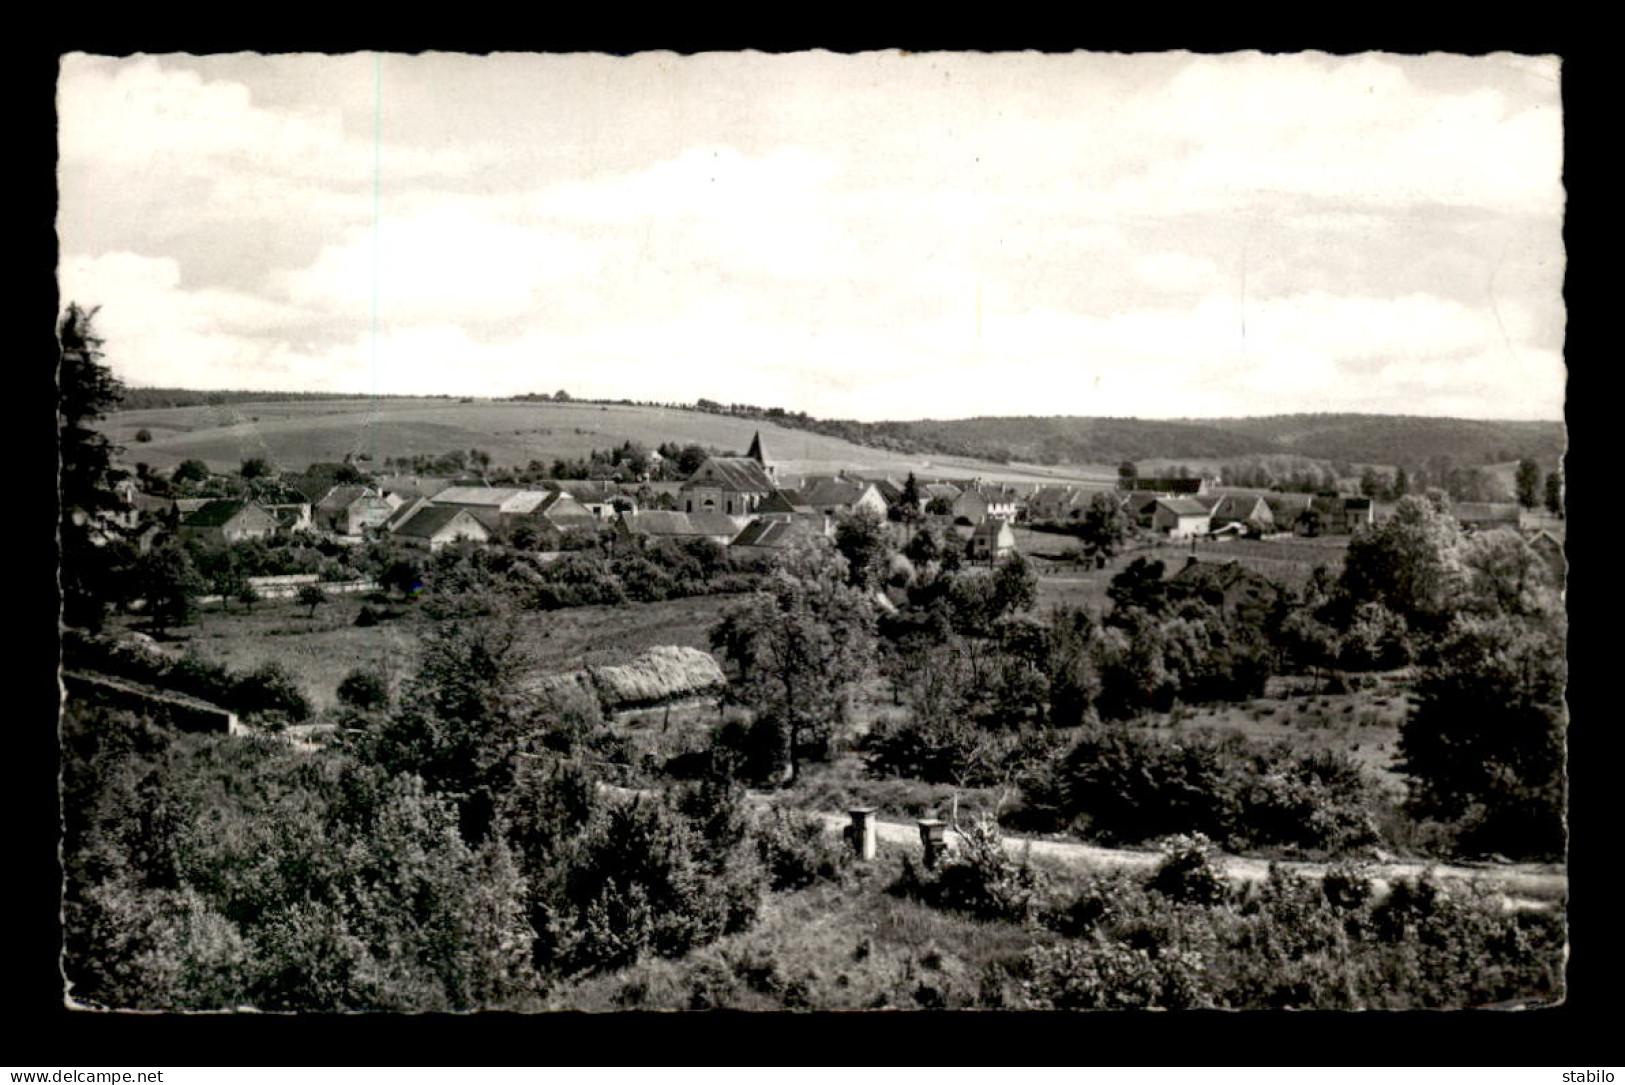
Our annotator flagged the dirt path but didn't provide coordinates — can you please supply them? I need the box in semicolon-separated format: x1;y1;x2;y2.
595;783;1565;911
791;807;1565;912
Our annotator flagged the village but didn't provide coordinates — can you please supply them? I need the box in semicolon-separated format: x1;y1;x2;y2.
90;427;1569;603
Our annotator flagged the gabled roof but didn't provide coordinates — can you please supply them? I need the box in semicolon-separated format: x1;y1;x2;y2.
1210;494;1271;521
432;486;546;511
536;491;594;519
970;517;1016;542
1154;498;1211;517
757;489;813;515
392;505;487;540
316;484;372;512
732;519;804;548
797;478;872;509
681;456;775;493
182;500;274;529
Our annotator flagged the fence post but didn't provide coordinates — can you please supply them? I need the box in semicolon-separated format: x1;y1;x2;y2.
846;807;877;861
917;819;947;870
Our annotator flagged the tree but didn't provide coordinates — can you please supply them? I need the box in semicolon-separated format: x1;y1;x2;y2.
172;459;212;487
833;509;890;591
337;668;391;713
1397;612;1566;860
1106;557;1168;620
1544;471;1564;518
1077;492;1129;567
992;551;1038;618
135;543;206;635
1117;461;1138;490
240;457;273;480
1338;495;1466;637
1514;459;1542;510
710;554;877;784
135;428;153;443
297;584;327;619
354;609;535;841
896;473;925;524
58;304;129;631
1391;466;1410;500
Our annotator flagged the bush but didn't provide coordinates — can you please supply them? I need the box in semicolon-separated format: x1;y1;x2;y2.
894;816;1045;924
1022;725;1380;857
754;807;848;891
231;663;312;722
1148;833;1230;906
336;668;390;713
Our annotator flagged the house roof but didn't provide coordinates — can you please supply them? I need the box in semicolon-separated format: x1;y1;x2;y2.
921;483;962;500
970;518;1016;542
536;491;594;520
392;505;486;540
681;457;775;493
757;489;813;515
620;511;741;538
432;486;547;512
1136;478;1205;495
1453;502;1522;524
316;484;371;512
182;500;273;528
732;519;804;549
1210;494;1271;521
1155;498;1211;517
797;478;872;509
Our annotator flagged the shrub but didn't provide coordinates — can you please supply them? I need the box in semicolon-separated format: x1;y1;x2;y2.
336;668;390;713
754;807;848;892
1148;833;1230;906
894;816;1045;924
231;663;312;722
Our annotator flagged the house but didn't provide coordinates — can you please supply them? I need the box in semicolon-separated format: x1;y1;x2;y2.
389;505;491;550
315;485;396;536
967;518;1017;563
1206;494;1275;535
1027;485;1088;522
1453;502;1524;533
1527;529;1566;589
1121;490;1167;528
532;489;596;529
794;477;890;521
1168;559;1283;618
254;485;315;533
755;489;833;537
178;500;279;545
1151;498;1212;539
729;518;826;561
920;482;963;510
429;486;549;517
952;484;1021;523
548;480;625;518
614;510;745;547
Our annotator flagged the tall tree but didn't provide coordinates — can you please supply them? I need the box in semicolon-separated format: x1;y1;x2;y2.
1338;495;1466;637
710;553;876;784
897;472;924;524
833;509;890;591
1077;491;1129;567
1544;470;1564;518
1514;459;1542;510
58;304;129;631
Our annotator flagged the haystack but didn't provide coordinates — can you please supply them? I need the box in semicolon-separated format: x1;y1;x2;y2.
587;646;726;710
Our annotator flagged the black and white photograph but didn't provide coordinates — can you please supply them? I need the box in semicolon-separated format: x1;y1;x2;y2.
53;49;1568;1014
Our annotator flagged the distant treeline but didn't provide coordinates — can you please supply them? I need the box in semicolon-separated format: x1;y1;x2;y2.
116;388;454;412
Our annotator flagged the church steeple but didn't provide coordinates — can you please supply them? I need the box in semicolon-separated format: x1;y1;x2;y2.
745;430;775;480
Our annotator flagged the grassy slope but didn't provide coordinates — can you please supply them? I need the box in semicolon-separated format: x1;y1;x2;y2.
101;398;1112;485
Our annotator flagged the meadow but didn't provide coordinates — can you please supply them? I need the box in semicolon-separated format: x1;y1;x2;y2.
102;397;1117;486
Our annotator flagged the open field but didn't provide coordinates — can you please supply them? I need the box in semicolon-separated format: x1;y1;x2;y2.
101;397;1118;486
122;591;741;712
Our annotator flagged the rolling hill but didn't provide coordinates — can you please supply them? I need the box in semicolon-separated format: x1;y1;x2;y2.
99;398;1116;486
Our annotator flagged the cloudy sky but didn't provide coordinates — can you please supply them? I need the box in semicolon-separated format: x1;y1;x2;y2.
56;51;1565;422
